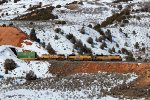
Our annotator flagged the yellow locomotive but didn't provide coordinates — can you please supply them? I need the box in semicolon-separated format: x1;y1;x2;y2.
67;54;92;61
40;54;65;60
93;55;122;61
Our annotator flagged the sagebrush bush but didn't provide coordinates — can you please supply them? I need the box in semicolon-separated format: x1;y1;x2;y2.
26;71;37;81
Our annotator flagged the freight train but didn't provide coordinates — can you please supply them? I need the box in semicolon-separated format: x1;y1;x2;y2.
17;52;122;61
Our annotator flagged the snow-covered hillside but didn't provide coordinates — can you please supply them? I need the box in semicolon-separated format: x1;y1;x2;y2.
0;0;149;61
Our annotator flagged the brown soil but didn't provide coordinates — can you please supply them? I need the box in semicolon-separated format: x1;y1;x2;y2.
0;26;27;47
49;61;149;75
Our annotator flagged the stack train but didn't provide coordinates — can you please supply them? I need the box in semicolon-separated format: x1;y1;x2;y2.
17;52;122;61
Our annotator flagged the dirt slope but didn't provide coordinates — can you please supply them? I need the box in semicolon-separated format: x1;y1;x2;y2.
0;26;27;47
49;61;150;85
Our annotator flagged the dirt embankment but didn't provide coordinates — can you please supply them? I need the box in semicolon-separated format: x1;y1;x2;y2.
49;61;150;98
49;61;150;82
0;26;27;47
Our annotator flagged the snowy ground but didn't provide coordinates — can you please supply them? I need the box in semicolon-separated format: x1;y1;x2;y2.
0;89;126;100
0;73;138;100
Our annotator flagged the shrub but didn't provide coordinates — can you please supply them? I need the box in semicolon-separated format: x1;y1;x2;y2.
102;42;107;48
70;36;76;44
55;28;61;33
98;37;103;42
118;50;121;54
81;45;92;55
116;43;119;48
56;5;61;8
36;38;40;43
123;19;129;23
121;48;129;54
9;22;13;26
112;47;115;52
101;35;106;41
74;40;92;55
2;24;6;27
14;0;21;3
124;33;128;37
4;59;16;74
137;56;142;60
134;42;139;49
108;48;112;54
41;42;45;48
132;31;136;35
88;24;92;28
125;52;135;61
87;37;93;44
117;5;122;10
80;26;85;34
141;47;145;53
66;33;76;44
95;38;99;42
54;35;59;40
98;29;105;35
76;40;83;48
104;29;113;42
23;5;26;8
119;28;123;32
55;20;66;25
100;44;104;50
124;42;128;47
93;24;100;31
30;28;37;41
47;43;56;54
66;34;74;40
26;71;37;81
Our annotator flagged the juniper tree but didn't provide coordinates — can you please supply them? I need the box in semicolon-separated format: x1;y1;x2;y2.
87;37;93;44
134;42;139;49
4;59;16;74
54;35;59;40
46;43;56;54
112;47;115;52
30;28;37;41
80;25;85;34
